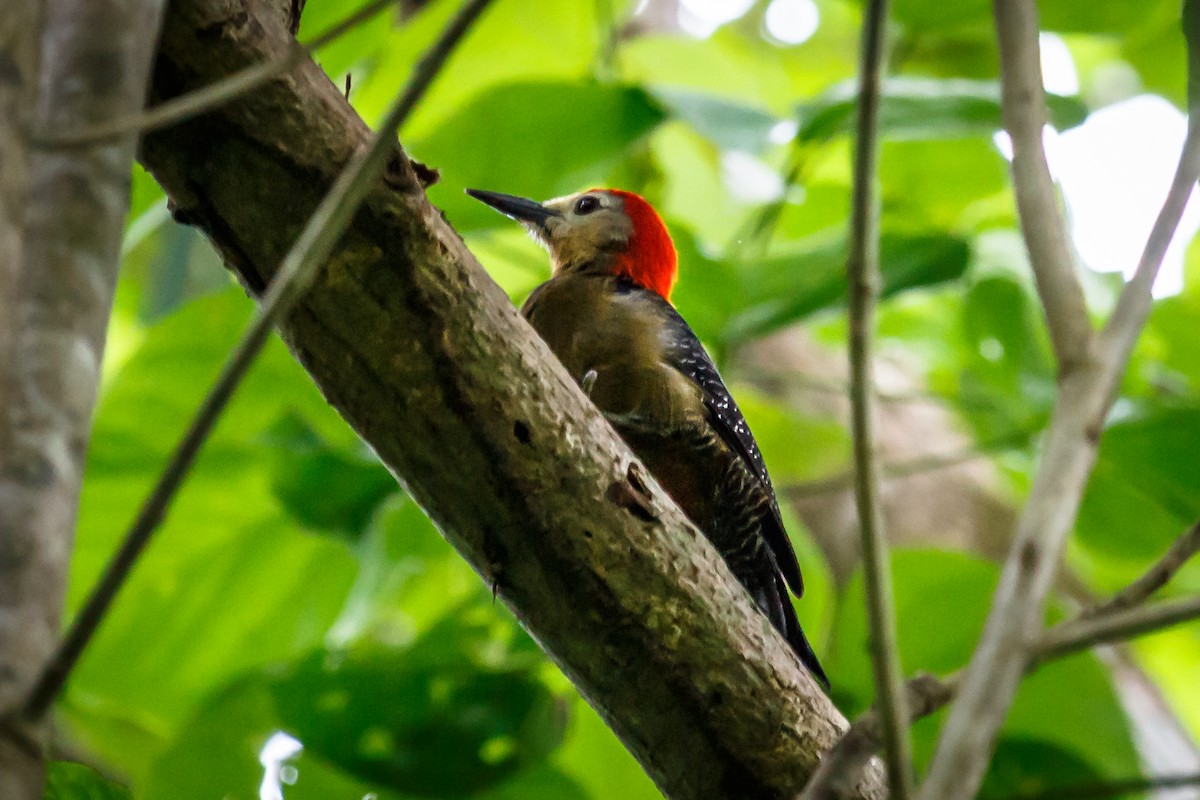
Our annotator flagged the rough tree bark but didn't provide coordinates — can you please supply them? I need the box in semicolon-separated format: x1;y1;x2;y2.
134;1;885;797
0;0;165;797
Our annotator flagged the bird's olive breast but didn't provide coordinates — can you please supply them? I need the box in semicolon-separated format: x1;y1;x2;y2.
521;275;703;430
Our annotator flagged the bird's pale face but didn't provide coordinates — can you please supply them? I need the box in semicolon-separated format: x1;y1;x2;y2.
465;186;676;298
534;190;634;272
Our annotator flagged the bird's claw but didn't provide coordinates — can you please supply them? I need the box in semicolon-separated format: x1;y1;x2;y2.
580;369;599;398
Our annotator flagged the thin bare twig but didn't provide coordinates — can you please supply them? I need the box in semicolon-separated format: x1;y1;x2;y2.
20;0;496;722
802;517;1200;799
803;597;1200;799
1081;519;1200;619
992;1;1092;368
1035;595;1200;663
800;673;958;800
845;0;911;796
34;0;400;147
1097;119;1200;380
913;4;1200;797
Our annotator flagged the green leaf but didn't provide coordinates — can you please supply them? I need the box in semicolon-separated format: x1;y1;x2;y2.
416;82;665;232
955;274;1057;441
145;601;564;799
887;0;1154;32
1144;289;1200;390
1077;407;1200;559
44;763;132;800
794;79;1087;145
65;290;359;777
295;0;397;83
880;137;1010;229
117;168;229;326
725;232;970;343
977;738;1107;799
620;17;860;116
649;123;743;247
142;679;389;800
651;89;779;154
65;523;357;775
348;0;603;137
887;0;991;31
962;277;1054;388
825;550;999;704
1121;1;1191;110
1041;0;1173;33
1001;656;1141;793
770;183;856;245
272;648;566;796
263;412;398;540
893;25;999;80
1139;626;1200;739
668;225;747;344
474;764;591;800
328;495;478;646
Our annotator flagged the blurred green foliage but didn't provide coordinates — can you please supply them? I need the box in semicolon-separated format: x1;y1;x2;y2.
59;0;1200;797
44;762;132;800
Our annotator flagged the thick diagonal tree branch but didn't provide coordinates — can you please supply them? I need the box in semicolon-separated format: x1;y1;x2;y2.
133;2;884;798
0;1;165;798
21;0;495;726
38;0;398;148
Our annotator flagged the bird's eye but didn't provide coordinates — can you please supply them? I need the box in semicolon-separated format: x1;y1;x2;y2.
574;195;600;215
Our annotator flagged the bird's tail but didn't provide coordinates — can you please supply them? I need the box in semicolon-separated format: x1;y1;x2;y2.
769;574;829;689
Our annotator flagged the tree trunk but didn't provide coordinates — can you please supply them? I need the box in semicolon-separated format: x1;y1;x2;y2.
0;1;164;796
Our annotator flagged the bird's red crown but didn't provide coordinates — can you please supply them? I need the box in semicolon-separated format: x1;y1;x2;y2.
600;189;678;302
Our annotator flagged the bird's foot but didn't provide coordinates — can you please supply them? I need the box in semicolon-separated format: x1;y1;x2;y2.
580;369;598;397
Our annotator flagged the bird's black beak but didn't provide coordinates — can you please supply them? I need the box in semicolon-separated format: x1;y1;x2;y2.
466;189;558;232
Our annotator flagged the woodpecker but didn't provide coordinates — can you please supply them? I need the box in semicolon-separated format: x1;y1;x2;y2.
467;187;828;687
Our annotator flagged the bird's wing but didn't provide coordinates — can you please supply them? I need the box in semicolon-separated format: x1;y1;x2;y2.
631;285;806;596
